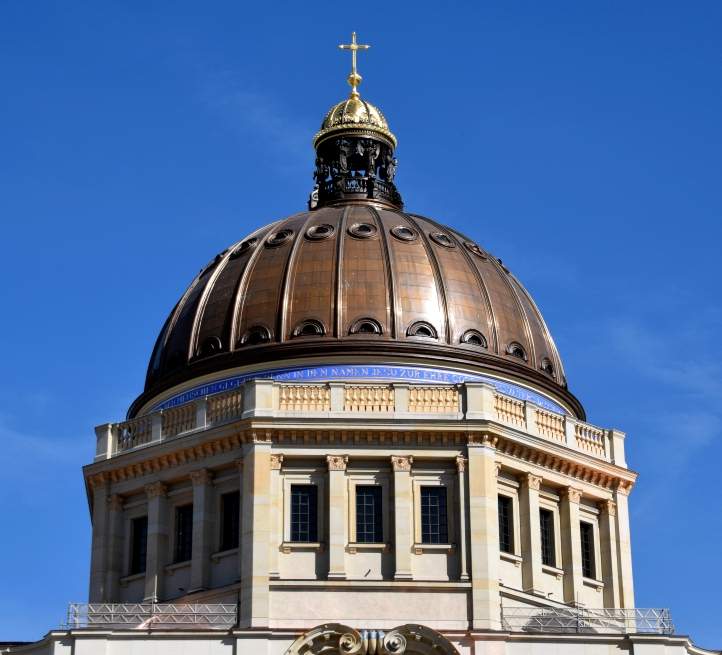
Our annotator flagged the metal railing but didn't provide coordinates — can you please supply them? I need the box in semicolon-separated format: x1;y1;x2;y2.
65;603;237;630
501;606;674;635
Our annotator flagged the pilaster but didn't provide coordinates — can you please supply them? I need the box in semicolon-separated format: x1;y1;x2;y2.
88;481;109;602
560;486;583;604
614;483;636;608
456;456;469;581
467;434;501;630
105;494;124;601
519;473;543;595
144;481;168;602
599;499;621;607
269;454;283;579
327;454;348;579
391;455;413;580
189;468;214;592
239;438;271;628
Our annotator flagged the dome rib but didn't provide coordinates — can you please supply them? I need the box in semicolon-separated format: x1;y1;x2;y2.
367;205;398;339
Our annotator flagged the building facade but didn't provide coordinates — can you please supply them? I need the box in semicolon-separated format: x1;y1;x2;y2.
4;33;716;655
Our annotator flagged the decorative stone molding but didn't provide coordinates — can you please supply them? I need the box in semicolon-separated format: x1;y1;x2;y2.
602;499;617;516
270;454;284;470
523;473;543;491
455;455;466;472
250;431;272;444
615;480;632;496
283;622;459;655
190;468;212;486
564;486;583;503
391;455;413;472
495;461;502;476
326;454;348;471
107;494;124;511
468;432;498;447
144;481;167;499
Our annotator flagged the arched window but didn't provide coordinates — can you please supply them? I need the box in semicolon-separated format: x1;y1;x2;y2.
198;336;222;357
507;342;527;361
292;319;326;338
242;325;272;346
406;321;438;339
349;318;383;335
461;329;488;348
540;358;554;376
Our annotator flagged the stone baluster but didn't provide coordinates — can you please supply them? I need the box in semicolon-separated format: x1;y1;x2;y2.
391;455;413;580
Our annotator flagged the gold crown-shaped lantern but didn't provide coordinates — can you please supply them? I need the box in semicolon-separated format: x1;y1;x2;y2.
313;32;397;149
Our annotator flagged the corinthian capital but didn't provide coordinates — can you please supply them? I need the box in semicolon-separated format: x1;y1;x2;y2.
145;481;167;499
391;455;413;472
564;486;583;504
190;468;212;486
270;454;284;470
326;454;348;471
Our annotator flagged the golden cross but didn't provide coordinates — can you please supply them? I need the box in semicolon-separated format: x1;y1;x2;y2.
338;31;370;97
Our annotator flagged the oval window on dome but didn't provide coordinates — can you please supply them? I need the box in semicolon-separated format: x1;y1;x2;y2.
429;232;456;248
292;319;326;338
406;321;438;339
306;223;336;241
348;222;378;239
461;329;488;348
230;237;258;259
540;358;555;376
507;342;527;361
463;241;487;260
390;225;418;242
266;229;294;248
198;336;222;357
349;318;383;335
242;325;272;346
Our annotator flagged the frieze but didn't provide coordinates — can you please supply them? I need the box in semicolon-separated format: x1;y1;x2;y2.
150;363;568;416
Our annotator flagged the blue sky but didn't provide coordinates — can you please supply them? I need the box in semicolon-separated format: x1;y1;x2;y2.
1;1;720;648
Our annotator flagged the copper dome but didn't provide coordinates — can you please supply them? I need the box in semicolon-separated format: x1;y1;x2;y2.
132;205;584;419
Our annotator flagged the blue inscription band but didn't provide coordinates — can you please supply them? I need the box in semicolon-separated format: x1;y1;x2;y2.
150;364;568;416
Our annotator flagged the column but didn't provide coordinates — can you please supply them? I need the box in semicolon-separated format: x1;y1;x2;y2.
614;484;636;608
144;481;168;602
560;486;583;605
268;454;284;579
456;456;469;581
88;480;109;601
235;459;244;582
391;455;413;580
599;499;621;607
239;438;271;628
519;473;543;595
105;494;124;601
467;434;501;630
327;455;348;579
189;469;214;592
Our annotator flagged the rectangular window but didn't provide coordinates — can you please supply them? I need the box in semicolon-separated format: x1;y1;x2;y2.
498;495;514;554
580;521;596;579
219;491;240;551
539;508;556;567
356;485;383;543
290;485;318;543
129;516;148;575
174;504;193;563
420;486;448;544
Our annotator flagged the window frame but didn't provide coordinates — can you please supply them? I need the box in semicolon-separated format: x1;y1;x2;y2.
580;519;598;580
282;470;325;549
355;485;383;544
538;492;563;573
347;471;390;551
498;494;515;555
539;507;556;568
173;503;194;564
218;489;240;552
129;515;148;576
412;471;455;550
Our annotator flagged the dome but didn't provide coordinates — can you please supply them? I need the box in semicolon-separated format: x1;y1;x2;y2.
314;96;397;149
132;206;584;419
